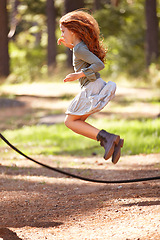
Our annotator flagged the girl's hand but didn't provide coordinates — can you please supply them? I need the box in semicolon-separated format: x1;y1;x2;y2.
57;38;74;49
57;37;65;45
63;71;85;82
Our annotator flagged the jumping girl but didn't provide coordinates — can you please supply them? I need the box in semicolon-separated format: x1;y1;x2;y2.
57;10;124;164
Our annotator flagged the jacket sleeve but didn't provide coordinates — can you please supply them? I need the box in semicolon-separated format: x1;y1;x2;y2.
75;45;105;81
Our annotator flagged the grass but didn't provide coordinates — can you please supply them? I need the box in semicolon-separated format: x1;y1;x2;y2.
0;118;159;157
0;76;159;158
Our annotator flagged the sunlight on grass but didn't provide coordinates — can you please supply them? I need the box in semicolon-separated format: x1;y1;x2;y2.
0;119;159;157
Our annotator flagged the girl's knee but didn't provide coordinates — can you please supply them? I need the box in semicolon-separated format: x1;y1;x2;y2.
64;116;70;128
64;115;74;128
64;115;81;129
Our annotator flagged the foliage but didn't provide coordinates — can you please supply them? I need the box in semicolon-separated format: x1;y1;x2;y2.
94;0;146;77
147;63;160;87
19;0;46;15
6;0;160;85
9;41;47;83
1;119;159;157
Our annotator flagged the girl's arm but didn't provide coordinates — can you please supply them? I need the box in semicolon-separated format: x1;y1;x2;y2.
58;38;83;82
75;44;105;82
63;71;85;82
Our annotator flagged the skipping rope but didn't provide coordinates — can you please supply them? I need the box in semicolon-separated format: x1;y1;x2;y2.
0;133;160;184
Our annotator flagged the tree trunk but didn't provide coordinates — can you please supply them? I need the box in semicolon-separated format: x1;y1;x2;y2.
0;0;9;78
94;0;101;10
64;0;84;67
46;0;56;75
145;0;159;66
111;0;120;7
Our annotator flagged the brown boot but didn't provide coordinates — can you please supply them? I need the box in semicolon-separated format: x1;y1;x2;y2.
97;129;120;160
112;139;124;164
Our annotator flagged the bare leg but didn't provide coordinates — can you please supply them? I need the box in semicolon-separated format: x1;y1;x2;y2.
64;114;99;140
64;114;122;162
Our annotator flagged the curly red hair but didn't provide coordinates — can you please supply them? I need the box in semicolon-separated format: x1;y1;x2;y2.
60;10;107;63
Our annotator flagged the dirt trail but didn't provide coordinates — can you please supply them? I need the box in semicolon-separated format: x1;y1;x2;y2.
0;153;160;240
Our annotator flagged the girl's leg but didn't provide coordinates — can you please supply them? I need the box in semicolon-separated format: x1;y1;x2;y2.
64;114;121;161
64;114;99;140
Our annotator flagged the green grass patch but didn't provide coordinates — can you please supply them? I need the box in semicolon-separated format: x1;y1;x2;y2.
0;119;159;157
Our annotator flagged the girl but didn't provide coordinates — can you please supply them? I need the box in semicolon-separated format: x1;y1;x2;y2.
57;10;124;164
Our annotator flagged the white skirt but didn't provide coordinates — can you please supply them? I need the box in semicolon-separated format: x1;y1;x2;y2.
66;78;116;116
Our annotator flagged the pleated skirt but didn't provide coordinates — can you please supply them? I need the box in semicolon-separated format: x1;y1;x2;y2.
66;78;116;116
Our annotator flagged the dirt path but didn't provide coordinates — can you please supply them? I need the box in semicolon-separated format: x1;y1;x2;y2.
0;153;160;240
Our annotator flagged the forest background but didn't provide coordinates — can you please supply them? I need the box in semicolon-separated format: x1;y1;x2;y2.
0;0;160;86
0;2;160;239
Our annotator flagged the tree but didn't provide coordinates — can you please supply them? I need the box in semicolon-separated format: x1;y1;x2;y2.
46;0;57;75
94;0;101;10
111;0;120;7
0;0;9;78
145;0;159;66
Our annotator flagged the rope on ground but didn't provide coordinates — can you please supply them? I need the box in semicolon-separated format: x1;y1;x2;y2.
0;133;160;184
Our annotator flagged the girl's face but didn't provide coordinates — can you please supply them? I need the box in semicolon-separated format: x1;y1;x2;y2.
60;24;73;45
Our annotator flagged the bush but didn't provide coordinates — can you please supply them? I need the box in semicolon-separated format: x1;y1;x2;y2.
8;41;47;83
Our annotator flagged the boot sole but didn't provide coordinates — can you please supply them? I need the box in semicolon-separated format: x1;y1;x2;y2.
112;139;124;164
104;135;120;160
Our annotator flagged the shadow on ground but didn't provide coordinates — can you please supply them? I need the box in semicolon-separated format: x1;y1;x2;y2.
0;161;159;229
